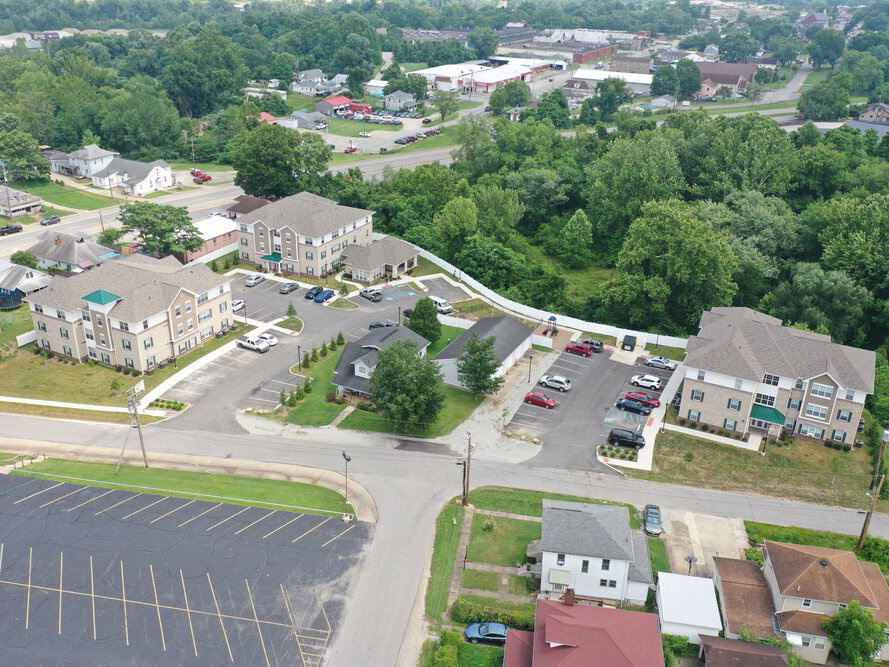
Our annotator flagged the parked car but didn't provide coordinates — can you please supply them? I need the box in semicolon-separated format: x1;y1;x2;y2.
525;391;556;409
631;374;662;390
539;375;571;392
39;215;61;226
245;275;265;287
232;299;245;312
0;224;23;235
615;398;652;416
360;288;382;302
278;282;299;294
607;428;645;450
359;131;370;137
645;355;677;371
581;338;604;353
314;289;335;303
625;391;660;408
465;622;507;647
565;341;593;357
369;320;393;330
305;286;323;300
643;504;663;536
257;333;278;347
422;117;432;124
394;138;409;145
237;335;270;353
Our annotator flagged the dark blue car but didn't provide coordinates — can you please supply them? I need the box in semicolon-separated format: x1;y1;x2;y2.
464;622;508;646
314;289;335;303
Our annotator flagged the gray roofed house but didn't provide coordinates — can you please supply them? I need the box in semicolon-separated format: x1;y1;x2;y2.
341;235;418;282
0;187;43;218
542;500;636;561
435;315;533;388
27;231;117;272
0;260;51;309
225;194;271;218
845;119;889;138
333;326;431;396
238;192;373;238
298;69;326;82
384;90;418;112
330;73;349;86
67;144;117;161
286;110;329;129
91;157;168;183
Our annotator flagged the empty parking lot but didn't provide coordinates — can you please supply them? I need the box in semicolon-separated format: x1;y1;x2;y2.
0;474;370;665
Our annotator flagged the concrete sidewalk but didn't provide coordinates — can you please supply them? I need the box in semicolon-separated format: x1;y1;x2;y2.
0;435;377;523
0;395;166;417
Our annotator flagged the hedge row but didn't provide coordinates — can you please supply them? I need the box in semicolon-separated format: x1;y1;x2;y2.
451;596;535;631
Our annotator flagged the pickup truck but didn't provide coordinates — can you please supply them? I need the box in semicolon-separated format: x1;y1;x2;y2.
0;224;23;235
236;335;270;353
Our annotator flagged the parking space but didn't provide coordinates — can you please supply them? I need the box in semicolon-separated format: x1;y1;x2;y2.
420;277;469;305
0;474;370;665
231;278;304;323
240;364;305;411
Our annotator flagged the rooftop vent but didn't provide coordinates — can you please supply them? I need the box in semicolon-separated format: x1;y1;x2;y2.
820;559;829;568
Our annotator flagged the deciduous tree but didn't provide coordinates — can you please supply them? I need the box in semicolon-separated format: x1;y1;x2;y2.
457;334;504;396
10;251;37;268
468;28;498;60
651;65;679;96
370;339;445;430
807;28;845;68
434;196;478;259
430;90;459;123
551;209;592;268
406;297;441;344
823;600;887;666
0;129;49;181
676;60;702;100
118;202;203;257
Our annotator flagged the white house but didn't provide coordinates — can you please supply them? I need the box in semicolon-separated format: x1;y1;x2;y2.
539;499;653;606
434;316;532;388
656;573;722;643
364;79;388;97
50;144;174;196
62;144;117;178
575;68;654;95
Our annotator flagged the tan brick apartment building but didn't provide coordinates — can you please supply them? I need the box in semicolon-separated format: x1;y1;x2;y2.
25;254;232;372
680;307;875;443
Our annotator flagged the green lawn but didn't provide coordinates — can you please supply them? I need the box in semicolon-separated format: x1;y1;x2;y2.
429;324;466;358
410;255;450;277
394;125;458;153
704;101;798;116
583;331;618;346
801;68;831;89
12;458;351;515
469;486;641;528
461;568;501;592
168;161;231;172
427;100;483;125
1;206;73;225
277;316;304;332
0;402;162;424
209;250;239;272
284;349;346;426
563;263;618;302
457;643;505;666
507;574;536;596
328;297;358;309
0;305;33;349
401;62;427;73
142;185;198;199
645;343;686;362
467;514;541;567
12;180;115;210
648;537;670;581
452;298;504;321
327;117;401;137
426;499;465;622
337;385;483;437
285;93;318;113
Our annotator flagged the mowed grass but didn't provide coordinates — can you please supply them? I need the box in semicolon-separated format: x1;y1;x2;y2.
12;459;351;515
426;499;465;622
507;574;536;596
0;305;33;348
277;316;304;332
284;349;346;426
401;62;427;73
328;297;358;309
461;568;501;592
285;92;318;113
0;402;162;424
410;255;450;277
428;324;466;359
645;343;687;361
327;117;401;137
458;643;505;666
648;537;670;581
467;514;541;567
426;100;483;125
12;180;115;210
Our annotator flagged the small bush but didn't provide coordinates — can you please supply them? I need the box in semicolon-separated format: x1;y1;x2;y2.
32;346;41;355
679;418;686;426
662;634;698;658
294;385;305;401
311;347;318;363
744;547;765;565
326;391;337;403
320;341;328;357
232;254;239;265
451;597;535;631
683;452;694;462
717;430;725;437
770;438;778;445
734;433;741;439
337;331;345;345
833;442;843;450
843;444;852;452
224;257;231;269
629;452;638;461
303;381;312;395
689;422;697;429
482;516;495;532
302;352;310;369
785;437;794;445
209;260;218;272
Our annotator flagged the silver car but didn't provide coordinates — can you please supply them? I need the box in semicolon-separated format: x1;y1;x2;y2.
643;504;663;536
645;355;677;371
539;374;571;392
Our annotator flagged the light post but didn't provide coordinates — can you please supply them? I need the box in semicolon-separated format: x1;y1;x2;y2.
685;554;697;575
527;354;533;383
397;306;401;327
0;159;11;220
297;344;302;370
342;451;351;509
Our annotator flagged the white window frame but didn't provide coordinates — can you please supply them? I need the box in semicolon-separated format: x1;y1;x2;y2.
811;383;834;399
805;403;828;420
691;389;704;402
697;370;705;381
688;409;701;421
755;393;776;407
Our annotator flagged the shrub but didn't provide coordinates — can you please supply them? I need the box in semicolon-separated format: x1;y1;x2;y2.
326;391;337;403
825;441;834;448
294;385;305;401
302;352;310;369
287;390;297;407
232;254;239;265
717;430;725;437
786;437;794;446
303;380;312;394
683;452;694;462
281;390;287;405
482;516;495;532
861;537;889;569
450;597;535;631
209;260;218;272
679;418;686;426
337;331;345;345
619;451;628;459
734;433;741;439
843;444;852;452
689;422;697;429
32;346;41;355
662;634;697;658
744;547;765;565
833;442;843;450
434;644;458;667
311;347;318;363
330;338;338;351
320;341;328;357
629;452;638;461
132;370;141;377
224;257;231;269
770;438;778;445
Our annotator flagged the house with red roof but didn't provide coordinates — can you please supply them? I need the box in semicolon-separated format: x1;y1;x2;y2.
257;111;277;124
504;599;664;667
316;95;352;115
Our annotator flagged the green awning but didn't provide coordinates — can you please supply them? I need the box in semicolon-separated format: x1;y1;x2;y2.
751;404;786;425
82;289;121;305
261;252;282;262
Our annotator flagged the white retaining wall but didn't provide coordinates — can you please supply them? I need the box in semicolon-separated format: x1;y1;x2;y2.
531;335;553;349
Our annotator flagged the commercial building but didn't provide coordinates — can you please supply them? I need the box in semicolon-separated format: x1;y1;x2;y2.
575;68;653;95
538;28;652;50
0;187;43;218
384;91;418;112
408;63;491;92
694;62;757;97
469;62;533;93
610;55;654;74
315;95;352;115
340;235;418;282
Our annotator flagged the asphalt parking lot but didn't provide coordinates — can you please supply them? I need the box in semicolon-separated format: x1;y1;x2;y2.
0;474;371;666
232;278;305;323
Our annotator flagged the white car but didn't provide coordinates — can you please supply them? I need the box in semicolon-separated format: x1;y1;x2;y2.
257;333;278;347
359;131;370;137
645;356;677;371
245;275;265;287
232;299;245;312
539;375;572;392
631;374;662;390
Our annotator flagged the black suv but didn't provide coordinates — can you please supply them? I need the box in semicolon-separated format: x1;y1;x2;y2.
305;286;323;299
581;338;604;353
0;223;23;235
607;428;645;450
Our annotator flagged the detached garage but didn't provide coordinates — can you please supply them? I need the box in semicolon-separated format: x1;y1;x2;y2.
435;316;533;388
657;573;723;643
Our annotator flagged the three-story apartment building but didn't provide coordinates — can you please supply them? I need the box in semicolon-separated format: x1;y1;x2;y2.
680;308;875;443
25;254;232;372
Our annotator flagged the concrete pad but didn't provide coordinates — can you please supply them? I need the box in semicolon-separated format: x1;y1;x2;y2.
662;509;748;578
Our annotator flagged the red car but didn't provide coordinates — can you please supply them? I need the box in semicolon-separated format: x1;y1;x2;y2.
624;391;660;408
565;342;593;357
524;391;556;409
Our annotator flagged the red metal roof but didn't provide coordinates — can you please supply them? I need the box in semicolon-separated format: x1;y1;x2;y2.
257;112;277;123
323;95;352;105
503;629;534;667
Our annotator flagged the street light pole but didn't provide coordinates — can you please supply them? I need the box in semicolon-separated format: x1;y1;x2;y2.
527;354;533;383
398;306;401;327
341;451;351;509
297;344;302;369
0;160;11;220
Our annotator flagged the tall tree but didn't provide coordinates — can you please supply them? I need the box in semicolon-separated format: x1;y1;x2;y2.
468;28;498;59
488;80;531;115
370;339;445;431
798;79;851;121
430;90;459;123
534;90;571;128
551;209;593;268
406;297;441;344
817;194;889;291
457;334;504;396
454;236;525;288
651;65;679;96
807;28;845;68
823;600;887;666
590;78;633;121
434;196;478;259
471;185;524;244
719;31;758;63
676;60;702;100
10;251;37;269
0;129;49;181
118;202;203;257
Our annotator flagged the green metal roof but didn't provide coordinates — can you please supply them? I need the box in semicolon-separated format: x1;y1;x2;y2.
261;252;282;262
750;404;785;425
82;289;121;305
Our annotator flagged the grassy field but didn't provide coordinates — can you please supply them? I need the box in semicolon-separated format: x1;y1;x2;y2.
285;93;317;113
507;574;536;596
453;298;504;321
277;316;304;332
427;100;483;125
395;125;458;153
12;180;115;210
327;117;402;137
426;499;465;622
563;264;618;301
583;331;618;346
12;459;351;515
338;385;482;437
648;537;670;581
457;643;504;666
455;594;535;618
401;62;427;73
0;402;162;424
142;185;198;199
627;429;875;509
645;343;687;362
469;486;641;528
461;568;500;592
0;305;32;348
284;350;346;426
704;101;798;116
0;206;72;225
428;324;466;358
410;255;450;277
169;161;231;172
801;68;831;89
467;514;541;567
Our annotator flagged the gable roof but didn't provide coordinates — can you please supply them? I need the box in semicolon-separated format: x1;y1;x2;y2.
0;187;41;207
712;557;779;639
238;192;372;237
68;143;117;160
436;316;533;362
27;231;115;267
91;157;169;185
700;636;789;667
775;610;830;637
694;62;757;85
342;236;417;272
503;628;534;667
657;573;722;630
385;90;415;100
322;95;351;106
685;307;875;392
333;326;430;394
226;194;271;216
0;261;50;293
541;499;635;561
766;540;878;608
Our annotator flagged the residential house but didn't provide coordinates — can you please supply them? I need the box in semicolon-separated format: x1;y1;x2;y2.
333;326;431;397
177;214;238;264
224;194;270;220
243;85;287;101
297;69;326;84
656;573;723;643
340;235;417;282
257;111;277;124
0;260;51;309
712;556;780;640
537;499;653;606
25;254;233;371
699;636;789;667
27;231;117;272
704;44;719;58
609;55;653;74
749;56;779;69
50;144;174;196
52;143;117;178
236;191;374;277
562;77;598;101
434;316;533;389
503;598;664;667
680;307;875;442
283;111;329;130
859;102;889;124
384;90;417;112
0;187;43;218
330;73;349;90
506;107;526;121
365;79;387;97
291;78;324;96
316;95;352;115
695;62;757;97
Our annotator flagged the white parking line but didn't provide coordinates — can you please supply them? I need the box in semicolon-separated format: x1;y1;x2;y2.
247;397;279;404
554;357;588;367
514;411;552;422
519;404;557;414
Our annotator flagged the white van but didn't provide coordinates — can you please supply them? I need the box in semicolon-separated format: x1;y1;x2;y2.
428;295;454;314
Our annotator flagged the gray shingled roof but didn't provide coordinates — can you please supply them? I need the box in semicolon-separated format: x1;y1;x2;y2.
68;144;117;160
0;187;41;207
290;111;327;123
685;307;875;392
238;192;373;238
386;90;415;100
91;157;169;184
436;316;533;362
333;326;430;394
343;236;417;272
227;194;270;215
27;231;114;267
542;500;635;561
0;261;50;293
25;254;229;322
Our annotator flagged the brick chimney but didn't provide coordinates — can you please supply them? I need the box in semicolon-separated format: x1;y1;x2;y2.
563;589;575;606
54;235;61;246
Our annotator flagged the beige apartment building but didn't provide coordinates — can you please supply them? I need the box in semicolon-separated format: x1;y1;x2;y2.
25;254;232;372
680;307;875;443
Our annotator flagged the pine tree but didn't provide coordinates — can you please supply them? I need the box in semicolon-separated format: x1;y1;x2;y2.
302;352;310;368
311;347;318;362
337;331;345;345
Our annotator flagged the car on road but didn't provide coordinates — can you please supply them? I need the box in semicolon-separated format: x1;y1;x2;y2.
360;288;382;302
257;333;278;347
643;505;663;536
314;289;335;303
39;215;61;226
278;282;299;294
369;320;393;330
422;117;433;124
465;622;507;647
525;391;556;409
580;338;605;353
237;335;270;353
645;355;677;371
625;391;660;408
0;224;23;235
305;286;323;300
615;398;652;415
358;131;370;137
539;375;571;392
607;428;645;450
631;374;662;390
565;341;593;357
232;299;245;312
245;275;265;287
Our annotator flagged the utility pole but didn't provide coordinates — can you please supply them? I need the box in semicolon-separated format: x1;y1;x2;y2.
0;160;11;220
98;210;105;232
464;432;474;507
859;474;885;551
118;380;148;473
872;429;888;490
341;451;351;509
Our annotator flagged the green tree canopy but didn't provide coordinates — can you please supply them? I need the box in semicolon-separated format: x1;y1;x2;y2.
430;90;458;123
370;339;445;431
488;80;531;115
10;250;37;269
454;236;525;288
823;600;888;666
468;28;498;59
406;297;441;344
551;209;593;268
651;65;679;96
434;196;478;260
798;79;851;121
457;333;504;396
807;28;845;68
0;129;49;181
119;201;203;257
676;60;703;100
534;90;571;128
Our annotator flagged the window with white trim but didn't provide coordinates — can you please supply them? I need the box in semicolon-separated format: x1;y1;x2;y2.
845;389;855;401
63;345;72;357
763;373;779;386
755;393;776;407
144;337;153;349
602;559;610;571
691;389;704;401
788;398;802;411
33;304;43;313
242;252;249;260
175;305;181;318
88;347;97;359
697;370;705;381
37;321;46;332
727;398;741;411
81;309;91;322
557;554;565;566
837;409;852;423
143;319;148;330
734;378;743;389
99;334;105;346
185;302;192;313
796;378;804;389
801;637;811;647
581;560;589;573
56;310;65;319
122;339;131;351
125;358;134;369
240;238;248;246
798;424;826;439
724;419;737;431
197;292;208;305
811;383;833;398
177;324;184;336
60;327;69;339
688;409;701;421
805;403;828;420
832;430;846;443
814;639;826;649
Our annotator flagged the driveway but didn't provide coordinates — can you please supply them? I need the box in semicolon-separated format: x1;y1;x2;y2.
660;509;749;577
